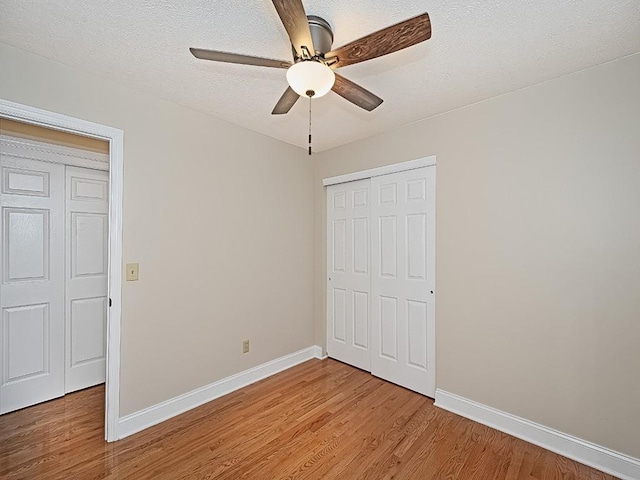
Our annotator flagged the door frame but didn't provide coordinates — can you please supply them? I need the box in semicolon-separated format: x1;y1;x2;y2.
0;99;123;442
323;155;437;393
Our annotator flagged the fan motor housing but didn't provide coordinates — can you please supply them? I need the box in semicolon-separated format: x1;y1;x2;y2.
307;15;334;55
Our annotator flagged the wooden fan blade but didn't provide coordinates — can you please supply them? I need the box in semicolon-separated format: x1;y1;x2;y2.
190;48;291;69
272;87;300;115
326;13;431;69
271;0;315;57
332;73;383;111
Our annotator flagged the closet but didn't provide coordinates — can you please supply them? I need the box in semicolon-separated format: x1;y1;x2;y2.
0;135;108;414
326;164;435;397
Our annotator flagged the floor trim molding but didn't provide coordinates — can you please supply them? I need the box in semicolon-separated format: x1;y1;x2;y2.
119;345;324;439
435;389;640;480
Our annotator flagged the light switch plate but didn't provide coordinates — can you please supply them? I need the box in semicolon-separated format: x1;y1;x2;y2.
126;263;139;281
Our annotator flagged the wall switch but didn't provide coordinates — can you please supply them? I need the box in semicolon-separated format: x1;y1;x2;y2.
126;263;139;281
242;340;250;354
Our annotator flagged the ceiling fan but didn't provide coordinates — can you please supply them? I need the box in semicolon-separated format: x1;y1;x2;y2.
190;0;432;115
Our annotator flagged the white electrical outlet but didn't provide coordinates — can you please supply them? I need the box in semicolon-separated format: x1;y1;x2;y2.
242;340;250;354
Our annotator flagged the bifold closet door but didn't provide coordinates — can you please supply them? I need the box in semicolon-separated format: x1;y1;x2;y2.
371;166;435;396
0;157;65;414
65;166;109;393
326;179;372;371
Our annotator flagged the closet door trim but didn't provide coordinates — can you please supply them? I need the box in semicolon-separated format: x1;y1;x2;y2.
323;156;436;187
1;98;123;443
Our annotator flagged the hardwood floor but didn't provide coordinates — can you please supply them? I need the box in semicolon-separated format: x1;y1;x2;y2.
0;359;618;479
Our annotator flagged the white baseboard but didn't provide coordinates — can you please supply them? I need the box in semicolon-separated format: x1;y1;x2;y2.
435;389;640;480
118;345;324;439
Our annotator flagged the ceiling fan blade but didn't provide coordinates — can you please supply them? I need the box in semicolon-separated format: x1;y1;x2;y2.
326;13;431;69
271;0;315;57
332;73;383;112
272;87;300;115
190;48;291;69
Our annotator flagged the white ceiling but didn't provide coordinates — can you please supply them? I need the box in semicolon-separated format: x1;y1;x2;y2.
1;1;639;152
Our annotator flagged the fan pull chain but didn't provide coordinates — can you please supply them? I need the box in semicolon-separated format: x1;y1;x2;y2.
307;90;315;156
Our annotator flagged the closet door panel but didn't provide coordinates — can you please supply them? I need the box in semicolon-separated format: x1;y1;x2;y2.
0;157;65;414
326;179;371;371
371;166;435;397
65;166;108;393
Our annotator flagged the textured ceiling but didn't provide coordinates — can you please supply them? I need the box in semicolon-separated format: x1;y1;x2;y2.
1;1;639;152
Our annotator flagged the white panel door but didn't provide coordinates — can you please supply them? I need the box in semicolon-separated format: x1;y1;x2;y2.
65;166;108;393
326;179;371;371
371;166;435;396
0;157;65;414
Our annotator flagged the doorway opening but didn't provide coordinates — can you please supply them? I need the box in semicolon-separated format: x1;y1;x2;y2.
0;100;123;441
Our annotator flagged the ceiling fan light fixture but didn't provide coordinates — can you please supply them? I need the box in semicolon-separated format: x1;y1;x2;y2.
286;60;335;98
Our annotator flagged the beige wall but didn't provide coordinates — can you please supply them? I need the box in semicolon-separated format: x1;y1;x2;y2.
0;42;315;416
314;53;640;458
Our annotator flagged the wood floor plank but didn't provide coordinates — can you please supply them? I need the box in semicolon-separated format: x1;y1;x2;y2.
0;359;620;480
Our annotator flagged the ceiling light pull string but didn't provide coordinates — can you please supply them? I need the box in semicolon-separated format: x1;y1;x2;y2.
307;90;314;156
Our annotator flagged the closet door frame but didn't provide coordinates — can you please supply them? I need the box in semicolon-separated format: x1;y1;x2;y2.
0;99;123;442
323;156;436;394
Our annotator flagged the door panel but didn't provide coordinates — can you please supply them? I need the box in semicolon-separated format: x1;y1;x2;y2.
65;166;108;393
326;179;371;371
379;296;398;360
371;166;435;396
4;304;49;381
352;290;368;349
70;297;106;368
0;157;65;414
407;300;428;369
407;214;427;280
379;216;397;277
4;208;49;282
3;167;50;197
72;213;107;277
332;287;346;342
332;219;346;272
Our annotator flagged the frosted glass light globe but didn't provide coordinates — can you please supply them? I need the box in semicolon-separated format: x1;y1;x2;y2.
286;61;335;98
